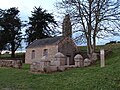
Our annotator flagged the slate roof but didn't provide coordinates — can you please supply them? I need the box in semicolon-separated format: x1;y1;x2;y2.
27;36;63;48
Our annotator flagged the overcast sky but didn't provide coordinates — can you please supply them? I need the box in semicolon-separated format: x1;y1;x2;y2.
0;0;56;21
0;0;119;46
0;0;57;50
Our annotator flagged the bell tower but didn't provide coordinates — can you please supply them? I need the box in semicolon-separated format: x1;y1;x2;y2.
62;14;72;38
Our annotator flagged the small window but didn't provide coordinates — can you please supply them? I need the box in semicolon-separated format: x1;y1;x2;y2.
43;49;48;57
31;50;35;59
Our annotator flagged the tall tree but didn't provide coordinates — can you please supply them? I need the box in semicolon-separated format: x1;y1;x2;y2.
0;9;7;52
56;0;120;61
0;7;23;58
0;29;7;52
26;6;58;45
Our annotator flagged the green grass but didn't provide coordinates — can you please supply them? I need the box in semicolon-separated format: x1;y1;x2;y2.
0;53;25;58
0;53;25;62
0;44;120;90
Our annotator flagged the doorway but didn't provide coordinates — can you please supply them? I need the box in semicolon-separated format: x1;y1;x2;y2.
65;55;71;65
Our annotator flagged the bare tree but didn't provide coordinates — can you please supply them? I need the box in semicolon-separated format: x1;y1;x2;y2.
56;0;120;61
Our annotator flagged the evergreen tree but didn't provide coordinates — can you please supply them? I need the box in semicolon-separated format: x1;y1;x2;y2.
26;7;57;44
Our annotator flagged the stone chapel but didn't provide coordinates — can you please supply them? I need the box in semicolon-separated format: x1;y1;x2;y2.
25;14;78;65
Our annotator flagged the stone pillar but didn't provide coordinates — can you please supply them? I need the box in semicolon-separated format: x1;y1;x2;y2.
84;58;91;67
54;52;65;66
100;49;105;67
30;56;50;72
74;54;83;67
41;56;50;67
30;62;39;72
67;57;70;66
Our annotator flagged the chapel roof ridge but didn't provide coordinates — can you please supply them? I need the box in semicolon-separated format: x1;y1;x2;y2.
27;36;63;48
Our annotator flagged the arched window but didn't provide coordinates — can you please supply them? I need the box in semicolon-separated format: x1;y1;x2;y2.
43;49;48;57
31;50;35;59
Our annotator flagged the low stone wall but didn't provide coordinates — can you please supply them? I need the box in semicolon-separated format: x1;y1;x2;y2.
0;59;22;69
30;53;97;73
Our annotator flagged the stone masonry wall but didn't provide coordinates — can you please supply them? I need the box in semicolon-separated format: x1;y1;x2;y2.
25;45;58;64
0;59;22;68
58;38;77;65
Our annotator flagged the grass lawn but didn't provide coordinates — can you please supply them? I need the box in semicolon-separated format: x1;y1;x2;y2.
0;44;120;90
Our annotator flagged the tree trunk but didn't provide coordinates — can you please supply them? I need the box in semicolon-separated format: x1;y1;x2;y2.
11;50;15;58
93;35;96;53
11;42;15;58
87;1;93;61
86;35;93;59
